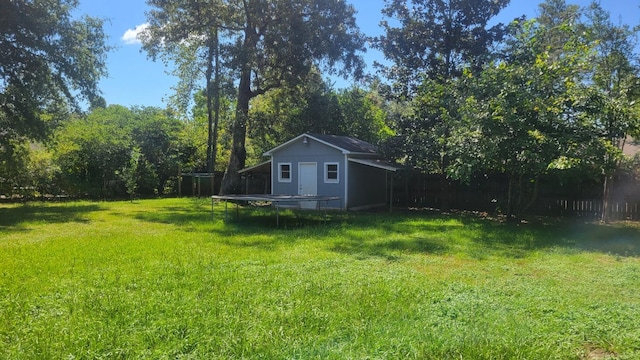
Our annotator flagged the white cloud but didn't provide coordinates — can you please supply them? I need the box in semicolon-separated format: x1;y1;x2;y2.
122;23;149;45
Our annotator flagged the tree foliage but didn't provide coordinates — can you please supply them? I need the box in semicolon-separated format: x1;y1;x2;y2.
0;0;110;196
374;0;511;96
188;88;234;172
0;0;110;147
0;139;30;197
582;1;640;221
54;106;133;197
53;105;191;198
536;0;582;58
247;72;391;164
337;86;392;144
247;70;342;159
452;18;593;218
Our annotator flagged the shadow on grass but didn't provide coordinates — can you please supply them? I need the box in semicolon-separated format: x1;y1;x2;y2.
331;235;448;262
0;203;104;234
227;209;335;229
468;219;640;258
132;202;334;229
131;205;212;227
214;207;640;259
130;201;640;259
328;211;640;260
558;222;640;257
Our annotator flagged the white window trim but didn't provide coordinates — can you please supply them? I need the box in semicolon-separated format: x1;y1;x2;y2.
278;162;292;183
324;162;340;183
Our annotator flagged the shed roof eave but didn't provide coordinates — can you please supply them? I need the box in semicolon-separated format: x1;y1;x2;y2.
348;158;400;172
238;160;272;174
263;134;310;156
263;133;379;156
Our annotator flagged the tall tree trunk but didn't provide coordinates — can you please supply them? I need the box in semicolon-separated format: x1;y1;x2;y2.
602;174;612;223
516;174;524;219
211;28;221;194
439;129;451;212
439;170;450;212
602;137;626;223
506;174;514;221
205;38;215;175
220;21;258;195
220;67;250;194
524;175;540;213
205;29;221;195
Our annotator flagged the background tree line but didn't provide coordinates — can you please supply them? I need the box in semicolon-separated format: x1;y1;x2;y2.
1;105;195;199
2;0;640;221
0;82;388;200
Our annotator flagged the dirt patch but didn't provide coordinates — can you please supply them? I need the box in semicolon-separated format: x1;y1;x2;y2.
581;344;617;359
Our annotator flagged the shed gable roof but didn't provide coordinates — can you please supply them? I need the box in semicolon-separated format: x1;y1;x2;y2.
309;133;378;154
263;133;378;156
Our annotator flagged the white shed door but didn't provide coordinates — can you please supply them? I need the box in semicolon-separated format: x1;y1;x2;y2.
298;162;317;209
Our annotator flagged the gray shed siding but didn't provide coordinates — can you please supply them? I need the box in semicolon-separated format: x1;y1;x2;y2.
271;138;345;209
347;161;388;209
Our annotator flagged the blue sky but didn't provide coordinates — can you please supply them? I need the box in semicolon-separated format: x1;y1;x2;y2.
75;0;640;109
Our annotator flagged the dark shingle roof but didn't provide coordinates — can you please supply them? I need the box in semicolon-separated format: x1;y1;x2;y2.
308;133;378;154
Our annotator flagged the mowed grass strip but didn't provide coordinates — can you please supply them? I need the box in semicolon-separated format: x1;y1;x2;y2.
0;198;639;359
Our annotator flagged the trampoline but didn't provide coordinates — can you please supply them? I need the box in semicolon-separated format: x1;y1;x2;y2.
211;194;342;226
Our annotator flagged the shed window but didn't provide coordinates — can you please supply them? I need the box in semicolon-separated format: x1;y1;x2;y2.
278;163;292;182
325;162;339;183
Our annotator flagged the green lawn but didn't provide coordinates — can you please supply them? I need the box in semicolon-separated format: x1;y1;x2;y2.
1;198;639;359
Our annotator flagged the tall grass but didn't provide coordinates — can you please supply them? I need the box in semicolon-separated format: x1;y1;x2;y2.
1;198;639;359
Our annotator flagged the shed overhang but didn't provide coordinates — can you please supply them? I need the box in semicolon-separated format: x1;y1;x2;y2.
348;158;400;172
238;160;272;174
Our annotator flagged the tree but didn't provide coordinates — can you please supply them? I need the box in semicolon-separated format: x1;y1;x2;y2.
536;0;582;59
374;0;511;211
452;18;593;219
247;72;392;164
53;105;186;198
373;0;511;96
188;88;234;173
247;70;343;160
54;106;133;198
0;139;30;197
219;0;366;194
120;147;141;202
130;107;184;195
144;0;366;194
0;0;110;157
582;1;640;222
142;0;228;179
336;86;392;144
389;78;464;174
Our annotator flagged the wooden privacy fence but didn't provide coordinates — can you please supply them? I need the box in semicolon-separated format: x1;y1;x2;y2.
395;191;640;220
391;171;640;220
550;199;639;220
177;168;639;220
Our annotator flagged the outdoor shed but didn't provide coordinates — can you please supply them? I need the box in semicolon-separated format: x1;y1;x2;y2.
254;133;398;210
